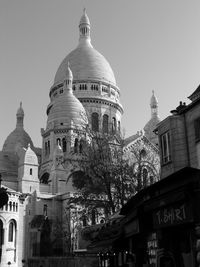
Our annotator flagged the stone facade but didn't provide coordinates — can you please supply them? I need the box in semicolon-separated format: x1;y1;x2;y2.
0;10;160;267
157;85;200;179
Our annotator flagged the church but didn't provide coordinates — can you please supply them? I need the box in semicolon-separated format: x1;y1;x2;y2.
0;10;160;267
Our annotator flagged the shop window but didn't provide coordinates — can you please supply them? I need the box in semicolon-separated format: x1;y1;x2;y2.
91;113;99;132
103;114;109;133
160;131;171;164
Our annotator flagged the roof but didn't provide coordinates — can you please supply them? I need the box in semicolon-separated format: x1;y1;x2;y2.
188;84;200;102
120;167;200;215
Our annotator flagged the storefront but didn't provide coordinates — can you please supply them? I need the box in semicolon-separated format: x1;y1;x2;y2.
120;167;200;267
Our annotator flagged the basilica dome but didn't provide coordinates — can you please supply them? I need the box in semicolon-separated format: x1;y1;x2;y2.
2;103;34;153
3;129;34;153
53;10;116;87
54;45;116;86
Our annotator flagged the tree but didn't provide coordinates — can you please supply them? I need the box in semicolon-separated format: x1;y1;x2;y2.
70;129;160;218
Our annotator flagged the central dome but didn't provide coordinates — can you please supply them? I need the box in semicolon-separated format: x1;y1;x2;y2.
53;10;116;87
54;45;116;86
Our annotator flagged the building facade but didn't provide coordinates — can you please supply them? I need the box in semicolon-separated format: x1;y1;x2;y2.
0;10;160;267
157;84;200;179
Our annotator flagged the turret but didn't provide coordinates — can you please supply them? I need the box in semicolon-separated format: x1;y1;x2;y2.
150;90;159;118
16;102;24;128
79;8;91;42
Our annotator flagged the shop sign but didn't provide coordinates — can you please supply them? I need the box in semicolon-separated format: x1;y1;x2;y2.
153;202;193;228
147;232;158;266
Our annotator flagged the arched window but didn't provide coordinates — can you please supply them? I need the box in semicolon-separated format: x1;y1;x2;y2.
30;168;32;175
62;138;67;152
45;142;47;156
0;220;4;246
142;167;148;187
112;117;116;133
57;138;61;146
91;113;99;132
8;221;15;242
103;114;109;133
47;140;50;155
40;172;50;184
118;121;121;132
79;139;85;154
13;203;15;212
74;138;78;153
0;219;3;262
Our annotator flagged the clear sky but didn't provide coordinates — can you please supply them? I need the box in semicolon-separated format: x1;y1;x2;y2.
0;0;200;149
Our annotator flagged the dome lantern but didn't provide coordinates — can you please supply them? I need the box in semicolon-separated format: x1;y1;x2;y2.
16;102;24;128
150;90;158;117
79;8;91;43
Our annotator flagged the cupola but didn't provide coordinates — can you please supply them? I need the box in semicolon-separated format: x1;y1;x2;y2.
47;64;88;129
3;103;34;152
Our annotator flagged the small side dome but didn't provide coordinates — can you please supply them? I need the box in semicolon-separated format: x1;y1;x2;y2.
47;65;88;129
3;103;34;153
